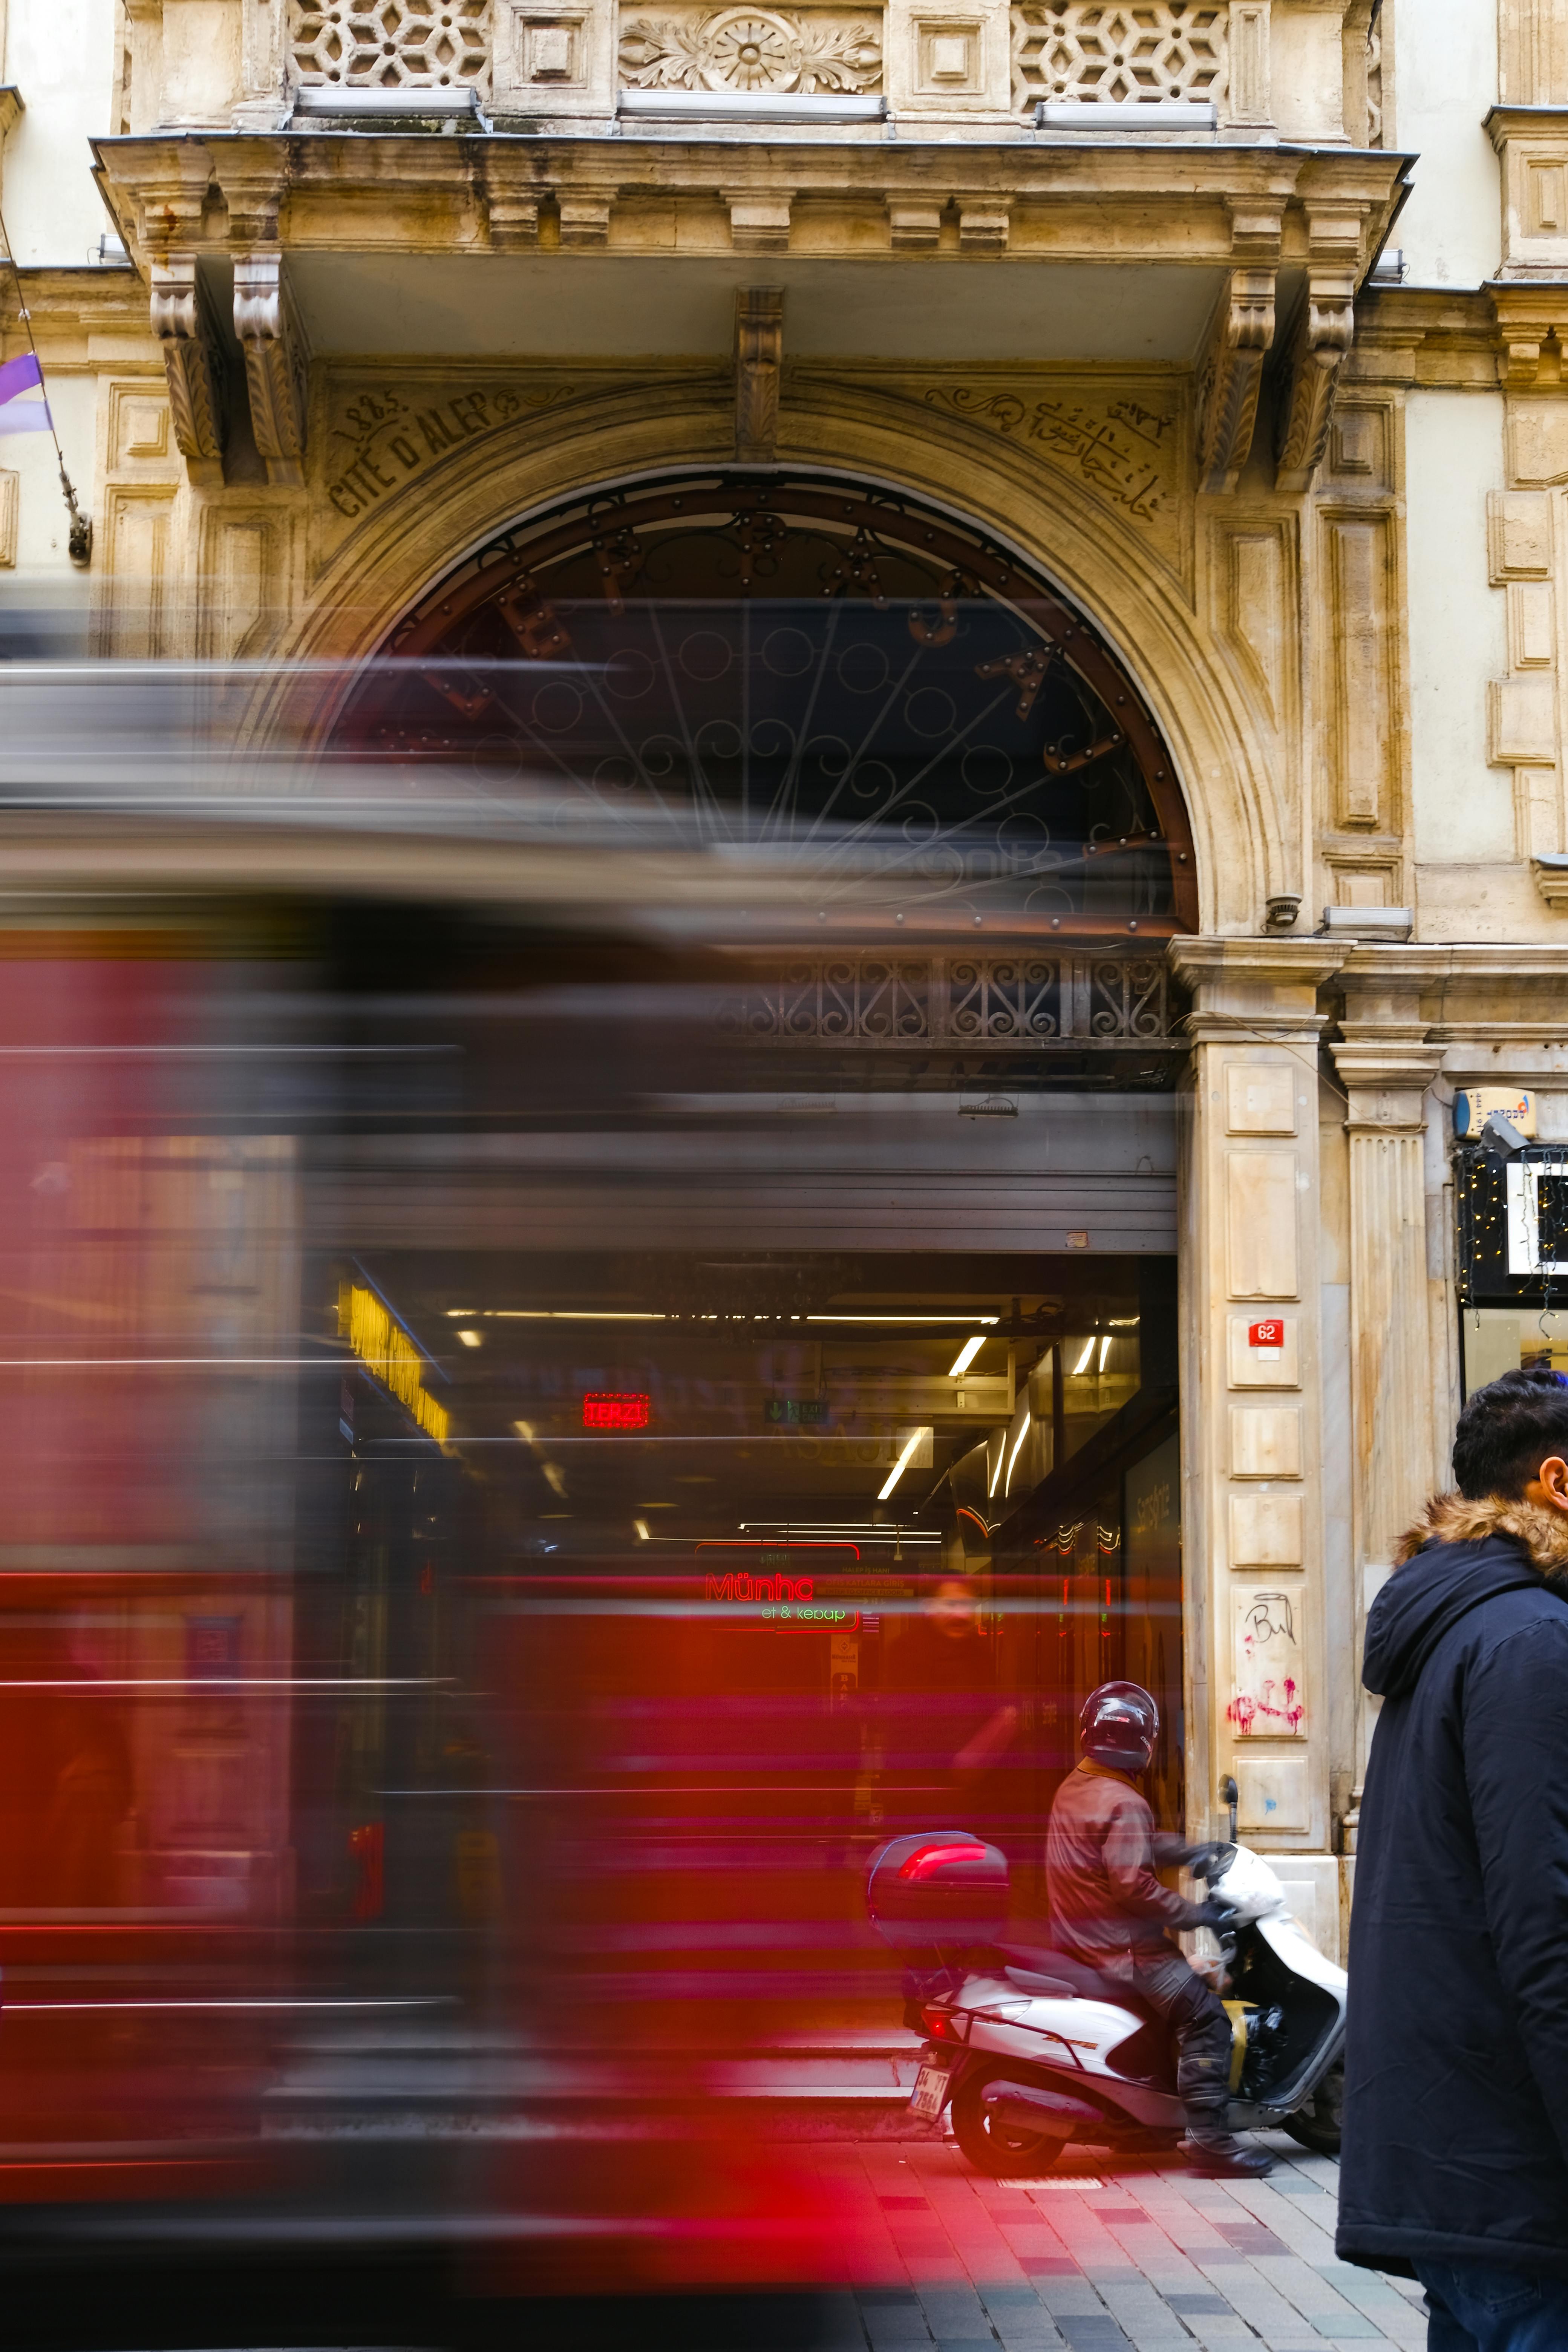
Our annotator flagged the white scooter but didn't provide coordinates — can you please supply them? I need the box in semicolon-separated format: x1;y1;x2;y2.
867;1827;1347;2177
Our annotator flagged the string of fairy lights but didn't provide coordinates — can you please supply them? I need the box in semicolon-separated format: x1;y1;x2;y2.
1455;1141;1568;1352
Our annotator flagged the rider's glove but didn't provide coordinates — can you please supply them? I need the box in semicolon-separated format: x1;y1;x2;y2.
1194;1897;1239;1931
1187;1842;1235;1880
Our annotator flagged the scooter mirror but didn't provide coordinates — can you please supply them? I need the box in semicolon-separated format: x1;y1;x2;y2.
1220;1773;1239;1844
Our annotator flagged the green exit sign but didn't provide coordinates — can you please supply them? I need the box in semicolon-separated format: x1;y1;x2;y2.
766;1397;831;1426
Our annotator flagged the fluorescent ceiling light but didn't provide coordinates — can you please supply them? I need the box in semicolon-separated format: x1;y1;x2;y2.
948;1335;986;1378
486;1311;666;1321
446;1309;478;1318
456;1329;481;1349
810;1314;1000;1326
878;1429;928;1502
634;1519;651;1542
741;1521;938;1534
1073;1336;1096;1375
1098;1334;1112;1369
466;1310;1000;1326
1004;1413;1031;1496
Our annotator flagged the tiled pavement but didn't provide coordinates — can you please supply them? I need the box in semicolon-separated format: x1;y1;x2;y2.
794;2135;1429;2351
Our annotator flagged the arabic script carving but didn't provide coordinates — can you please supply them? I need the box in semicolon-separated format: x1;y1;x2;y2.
924;386;1177;522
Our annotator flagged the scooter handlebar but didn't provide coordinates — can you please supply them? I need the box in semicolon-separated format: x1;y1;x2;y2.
1190;1841;1239;1882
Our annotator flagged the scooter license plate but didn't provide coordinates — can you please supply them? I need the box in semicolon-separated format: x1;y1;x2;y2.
911;2060;951;2121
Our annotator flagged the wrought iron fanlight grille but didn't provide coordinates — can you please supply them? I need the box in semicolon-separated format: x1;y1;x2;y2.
340;473;1197;934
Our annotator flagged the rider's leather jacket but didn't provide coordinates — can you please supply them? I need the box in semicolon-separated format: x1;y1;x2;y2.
1044;1757;1211;1962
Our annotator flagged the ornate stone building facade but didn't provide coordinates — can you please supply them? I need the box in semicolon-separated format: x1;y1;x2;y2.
4;0;1567;1958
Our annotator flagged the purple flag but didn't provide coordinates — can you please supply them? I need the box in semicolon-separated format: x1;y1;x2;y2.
0;352;41;404
0;349;49;432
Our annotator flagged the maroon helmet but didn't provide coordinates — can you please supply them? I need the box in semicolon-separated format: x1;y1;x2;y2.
1079;1680;1160;1774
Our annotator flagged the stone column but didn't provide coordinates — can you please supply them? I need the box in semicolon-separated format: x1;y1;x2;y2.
1329;962;1446;1868
1171;940;1342;1952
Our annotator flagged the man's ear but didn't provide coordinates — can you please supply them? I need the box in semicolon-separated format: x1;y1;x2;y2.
1537;1456;1568;1513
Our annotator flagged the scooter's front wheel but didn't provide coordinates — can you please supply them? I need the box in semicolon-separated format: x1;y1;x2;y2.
1282;2060;1343;2156
950;2065;1074;2179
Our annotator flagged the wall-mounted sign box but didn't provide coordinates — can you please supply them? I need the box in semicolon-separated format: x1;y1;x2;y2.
1454;1087;1536;1140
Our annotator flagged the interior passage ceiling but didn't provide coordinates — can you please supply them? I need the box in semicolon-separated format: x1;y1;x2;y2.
288;254;1227;364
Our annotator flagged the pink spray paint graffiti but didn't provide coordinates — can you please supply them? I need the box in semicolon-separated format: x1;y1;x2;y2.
1228;1590;1306;1737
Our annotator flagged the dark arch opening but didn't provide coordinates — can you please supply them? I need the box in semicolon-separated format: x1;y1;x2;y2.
334;470;1197;937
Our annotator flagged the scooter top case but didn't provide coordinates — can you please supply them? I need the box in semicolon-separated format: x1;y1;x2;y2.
865;1832;1010;1952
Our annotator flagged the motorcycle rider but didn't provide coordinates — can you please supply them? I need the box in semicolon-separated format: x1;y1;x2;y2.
1045;1679;1269;2179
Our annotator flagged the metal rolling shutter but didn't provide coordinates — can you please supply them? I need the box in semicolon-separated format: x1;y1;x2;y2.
317;1093;1177;1254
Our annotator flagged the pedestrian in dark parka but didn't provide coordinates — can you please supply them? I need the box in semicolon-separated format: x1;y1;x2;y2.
1337;1365;1568;2337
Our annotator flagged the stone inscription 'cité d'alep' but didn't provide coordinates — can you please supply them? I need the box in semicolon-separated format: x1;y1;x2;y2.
323;385;579;525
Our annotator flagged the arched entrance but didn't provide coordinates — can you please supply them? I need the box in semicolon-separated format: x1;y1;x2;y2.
314;466;1195;1965
332;469;1197;936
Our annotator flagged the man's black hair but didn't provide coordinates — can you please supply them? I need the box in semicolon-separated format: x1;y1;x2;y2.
1452;1365;1568;1500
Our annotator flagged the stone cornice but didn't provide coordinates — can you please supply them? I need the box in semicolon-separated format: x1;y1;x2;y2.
1169;936;1348;989
1335;943;1568;981
90;132;1412;275
1169;935;1344;1037
0;265;158;366
1330;1026;1446;1106
1487;103;1568;146
1348;285;1503;389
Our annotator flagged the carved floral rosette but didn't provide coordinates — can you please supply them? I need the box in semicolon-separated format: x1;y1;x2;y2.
619;6;882;93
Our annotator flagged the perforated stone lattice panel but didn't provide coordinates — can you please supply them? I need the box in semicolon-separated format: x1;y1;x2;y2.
291;0;492;89
1011;0;1227;112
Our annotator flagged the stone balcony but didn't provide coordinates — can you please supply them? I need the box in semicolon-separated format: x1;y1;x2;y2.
84;0;1406;508
123;0;1383;145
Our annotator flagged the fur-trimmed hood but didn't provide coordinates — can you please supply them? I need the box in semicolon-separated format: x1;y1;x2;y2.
1395;1489;1568;1579
1366;1490;1568;1700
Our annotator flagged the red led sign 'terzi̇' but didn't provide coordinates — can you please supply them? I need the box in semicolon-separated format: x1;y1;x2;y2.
582;1392;650;1430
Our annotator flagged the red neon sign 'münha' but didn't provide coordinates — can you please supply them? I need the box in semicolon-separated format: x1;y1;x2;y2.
582;1392;650;1429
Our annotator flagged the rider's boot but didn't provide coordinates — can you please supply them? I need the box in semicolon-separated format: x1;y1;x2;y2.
1181;2106;1274;2177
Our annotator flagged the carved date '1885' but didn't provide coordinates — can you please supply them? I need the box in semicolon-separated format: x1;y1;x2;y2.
325;385;578;521
925;387;1175;521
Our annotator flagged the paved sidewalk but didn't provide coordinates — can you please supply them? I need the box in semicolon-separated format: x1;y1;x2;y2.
796;2135;1429;2350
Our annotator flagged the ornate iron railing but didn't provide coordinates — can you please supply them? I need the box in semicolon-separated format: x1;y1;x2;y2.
720;952;1179;1049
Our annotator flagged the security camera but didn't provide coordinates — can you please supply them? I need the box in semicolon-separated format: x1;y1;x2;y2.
1480;1110;1528;1158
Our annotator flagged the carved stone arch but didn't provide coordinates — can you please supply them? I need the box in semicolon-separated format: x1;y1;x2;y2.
268;382;1287;932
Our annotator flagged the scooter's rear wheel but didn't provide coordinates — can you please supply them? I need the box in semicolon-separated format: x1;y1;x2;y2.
1282;2060;1343;2156
950;2065;1074;2179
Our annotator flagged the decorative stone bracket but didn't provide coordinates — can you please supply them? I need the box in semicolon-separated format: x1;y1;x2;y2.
735;286;784;461
1275;268;1355;493
152;253;227;484
1490;285;1568;387
1198;201;1363;496
234;251;309;487
1196;268;1276;493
